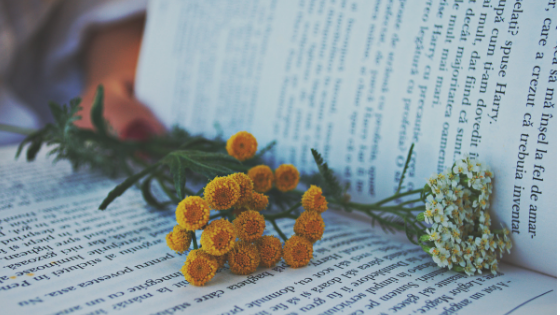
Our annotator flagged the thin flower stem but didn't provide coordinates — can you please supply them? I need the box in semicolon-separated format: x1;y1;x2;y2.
263;202;301;220
190;231;199;249
269;219;288;241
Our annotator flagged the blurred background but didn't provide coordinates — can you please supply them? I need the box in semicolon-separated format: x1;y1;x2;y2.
0;0;155;145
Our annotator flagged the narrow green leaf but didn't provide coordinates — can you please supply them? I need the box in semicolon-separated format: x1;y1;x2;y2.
16;128;46;159
311;148;343;199
26;136;43;161
405;221;418;245
90;85;107;136
253;140;276;159
141;175;169;209
99;163;160;210
396;143;415;194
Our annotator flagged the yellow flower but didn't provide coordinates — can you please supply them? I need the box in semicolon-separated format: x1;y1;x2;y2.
247;191;269;211
283;235;313;268
275;164;300;192
294;211;325;242
301;185;328;213
226;131;258;161
233;210;265;242
181;249;218;286
229;173;254;207
204;176;240;210
200;219;236;256
228;241;260;275
166;225;192;253
176;196;210;230
248;165;274;193
215;254;228;269
256;235;283;268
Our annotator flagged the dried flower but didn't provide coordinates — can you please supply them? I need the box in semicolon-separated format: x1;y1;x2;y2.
283;235;313;268
215;254;227;269
227;241;260;275
181;249;218;286
226;131;258;161
247;191;269;211
204;176;240;210
294;211;325;242
229;173;254;207
301;185;328;213
200;219;236;256
248;165;274;193
233;210;266;242
176;196;210;230
275;164;299;192
166;225;192;253
419;155;509;276
256;235;283;268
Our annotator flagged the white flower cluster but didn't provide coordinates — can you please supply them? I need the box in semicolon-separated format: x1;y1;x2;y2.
421;155;512;276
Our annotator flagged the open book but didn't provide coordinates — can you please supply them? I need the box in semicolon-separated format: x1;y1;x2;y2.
135;0;557;278
1;0;556;314
0;146;555;314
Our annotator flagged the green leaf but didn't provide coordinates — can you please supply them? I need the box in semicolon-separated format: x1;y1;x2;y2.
396;143;415;194
310;148;343;199
405;220;418;245
99;163;160;210
416;212;425;222
452;265;465;272
253;140;276;160
419;234;430;242
160;150;241;199
90;85;107;136
141;175;170;209
421;244;432;253
26;136;43;161
16;128;47;159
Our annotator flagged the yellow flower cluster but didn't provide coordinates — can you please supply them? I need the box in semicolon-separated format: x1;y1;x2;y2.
282;185;329;268
165;131;329;286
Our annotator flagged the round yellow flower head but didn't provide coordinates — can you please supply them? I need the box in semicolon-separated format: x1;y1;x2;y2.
247;191;269;211
301;185;328;213
200;219;236;256
204;176;240;210
176;196;210;230
166;225;192;253
247;165;274;193
283;235;313;268
229;173;254;208
294;211;325;242
275;164;300;192
256;235;283;268
181;249;218;286
215;253;228;269
227;241;260;275
233;210;265;242
226;131;258;161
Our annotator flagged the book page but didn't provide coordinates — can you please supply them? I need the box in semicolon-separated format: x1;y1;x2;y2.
135;0;557;276
0;146;555;314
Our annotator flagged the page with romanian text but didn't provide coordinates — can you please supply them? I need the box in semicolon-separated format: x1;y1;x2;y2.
136;0;557;276
0;146;555;314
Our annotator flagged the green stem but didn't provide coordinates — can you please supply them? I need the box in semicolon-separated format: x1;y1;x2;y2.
263;202;301;220
191;231;199;249
270;219;288;241
0;123;36;135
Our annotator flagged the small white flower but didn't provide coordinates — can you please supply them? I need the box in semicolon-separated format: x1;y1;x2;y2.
464;262;476;276
426;227;441;241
